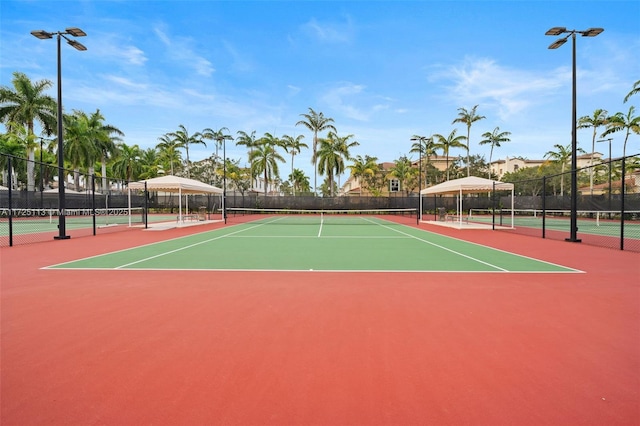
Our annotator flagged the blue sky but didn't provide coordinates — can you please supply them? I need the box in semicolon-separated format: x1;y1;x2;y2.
1;0;639;185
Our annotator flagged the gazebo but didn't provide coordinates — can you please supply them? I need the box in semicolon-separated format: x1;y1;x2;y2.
128;175;223;223
420;176;514;228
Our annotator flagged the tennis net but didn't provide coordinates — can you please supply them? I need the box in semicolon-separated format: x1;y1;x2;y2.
226;207;418;225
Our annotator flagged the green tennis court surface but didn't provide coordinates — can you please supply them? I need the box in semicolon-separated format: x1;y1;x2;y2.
46;214;580;273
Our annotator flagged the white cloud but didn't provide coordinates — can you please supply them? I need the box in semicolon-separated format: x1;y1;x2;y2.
302;16;355;44
153;24;215;77
430;57;564;120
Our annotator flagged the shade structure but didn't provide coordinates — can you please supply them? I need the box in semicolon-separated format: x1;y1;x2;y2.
128;175;223;224
420;176;514;227
0;185;8;191
128;175;222;194
420;176;514;195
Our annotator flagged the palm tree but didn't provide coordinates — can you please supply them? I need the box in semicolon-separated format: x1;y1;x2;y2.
156;134;182;175
433;129;467;181
139;148;161;179
289;168;310;194
479;127;511;179
387;156;417;195
296;108;336;194
280;134;307;195
250;133;285;195
87;109;124;192
168;125;206;177
410;135;439;186
452;105;485;177
578;109;608;194
0;72;57;191
313;132;354;197
111;143;143;183
63;110;96;190
348;155;379;196
332;132;359;188
624;80;640;103
236;130;258;188
602;106;640;158
544;143;584;196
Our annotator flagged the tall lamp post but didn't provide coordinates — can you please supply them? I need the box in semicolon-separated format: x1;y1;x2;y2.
31;27;87;240
410;135;427;223
597;138;613;210
545;26;603;243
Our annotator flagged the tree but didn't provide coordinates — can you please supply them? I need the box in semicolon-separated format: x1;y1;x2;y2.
63;110;96;190
479;127;511;179
332;132;359;188
156;133;183;175
387;156;417;195
280;134;307;195
452;105;485;177
348;155;378;196
296;108;336;194
433;129;467;181
235;130;258;188
86;109;124;191
167;125;206;177
410;135;438;185
578;109;608;194
249;133;285;195
544;143;584;196
0;72;56;191
314;132;351;197
289;168;310;194
602;106;639;158
111;143;143;183
624;79;640;103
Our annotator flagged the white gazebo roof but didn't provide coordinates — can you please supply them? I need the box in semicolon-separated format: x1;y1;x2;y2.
420;176;514;195
129;175;222;194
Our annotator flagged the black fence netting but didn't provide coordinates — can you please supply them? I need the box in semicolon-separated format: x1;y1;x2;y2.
2;152;638;251
1;154;145;246
491;154;640;252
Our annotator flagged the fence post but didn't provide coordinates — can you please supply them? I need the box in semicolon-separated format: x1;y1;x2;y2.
542;176;546;239
144;181;148;229
620;156;625;250
92;174;96;236
8;156;13;247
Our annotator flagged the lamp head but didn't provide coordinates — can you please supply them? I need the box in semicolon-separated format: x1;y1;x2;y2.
65;27;87;37
31;30;53;39
582;28;604;37
545;27;567;36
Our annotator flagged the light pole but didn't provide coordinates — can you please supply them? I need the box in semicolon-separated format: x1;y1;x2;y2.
410;135;427;222
31;27;87;240
546;26;603;243
597;138;613;209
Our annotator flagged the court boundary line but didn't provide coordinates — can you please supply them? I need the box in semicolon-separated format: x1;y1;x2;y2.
43;267;583;273
42;215;583;273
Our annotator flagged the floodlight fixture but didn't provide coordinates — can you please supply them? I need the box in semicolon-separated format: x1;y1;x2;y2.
548;38;568;49
545;27;567;36
65;27;87;37
582;27;604;37
67;39;87;51
31;30;53;39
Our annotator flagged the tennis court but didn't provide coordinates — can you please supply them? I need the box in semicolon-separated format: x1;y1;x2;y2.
468;208;640;239
46;211;579;273
2;212;638;426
